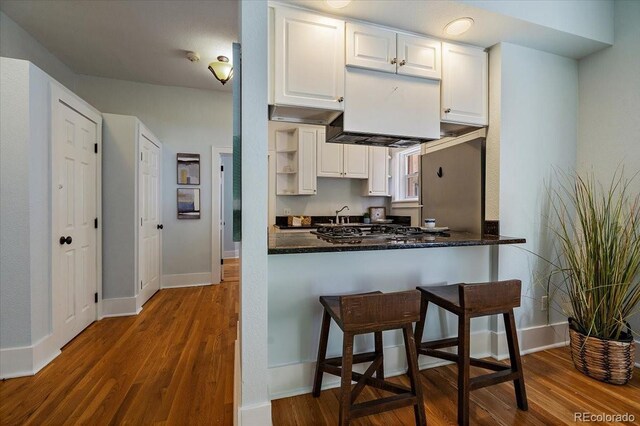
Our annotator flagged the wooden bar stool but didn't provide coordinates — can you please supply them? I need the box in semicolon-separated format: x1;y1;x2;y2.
312;290;426;426
414;280;528;426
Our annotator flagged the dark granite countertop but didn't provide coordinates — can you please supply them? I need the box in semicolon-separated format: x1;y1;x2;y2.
268;231;526;254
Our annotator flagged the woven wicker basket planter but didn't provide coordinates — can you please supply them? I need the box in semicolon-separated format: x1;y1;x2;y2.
568;319;636;385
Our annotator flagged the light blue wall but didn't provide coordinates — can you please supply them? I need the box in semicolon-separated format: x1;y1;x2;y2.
577;0;640;338
497;43;578;328
74;75;232;277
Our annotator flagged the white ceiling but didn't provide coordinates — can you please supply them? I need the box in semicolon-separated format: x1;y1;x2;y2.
1;0;610;93
0;0;239;92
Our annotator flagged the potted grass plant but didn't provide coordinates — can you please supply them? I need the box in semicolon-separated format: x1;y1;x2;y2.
548;171;639;385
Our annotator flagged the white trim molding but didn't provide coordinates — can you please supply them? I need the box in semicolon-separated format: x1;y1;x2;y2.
239;401;273;426
491;321;569;361
0;334;60;379
269;329;491;400
101;296;141;318
162;272;213;288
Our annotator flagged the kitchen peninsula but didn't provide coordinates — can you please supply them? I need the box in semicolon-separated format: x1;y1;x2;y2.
267;227;525;399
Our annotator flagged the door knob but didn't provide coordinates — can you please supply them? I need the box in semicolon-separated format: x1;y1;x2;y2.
157;224;164;229
59;236;72;245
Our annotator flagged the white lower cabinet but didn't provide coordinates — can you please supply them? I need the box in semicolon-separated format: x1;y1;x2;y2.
275;126;317;195
317;135;369;179
363;147;390;196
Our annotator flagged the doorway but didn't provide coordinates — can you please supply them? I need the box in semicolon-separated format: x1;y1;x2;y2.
212;147;233;283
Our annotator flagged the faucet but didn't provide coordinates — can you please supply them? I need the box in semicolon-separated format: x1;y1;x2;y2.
335;205;349;224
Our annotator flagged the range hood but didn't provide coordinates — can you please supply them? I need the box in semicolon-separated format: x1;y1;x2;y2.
325;114;434;148
269;104;341;126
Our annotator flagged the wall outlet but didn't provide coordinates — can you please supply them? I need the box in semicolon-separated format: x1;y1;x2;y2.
283;208;292;216
540;295;548;311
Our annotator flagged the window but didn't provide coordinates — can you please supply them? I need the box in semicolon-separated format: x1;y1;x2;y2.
395;146;421;201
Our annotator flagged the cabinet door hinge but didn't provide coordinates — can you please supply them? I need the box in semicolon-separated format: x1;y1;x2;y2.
94;217;98;229
221;165;224;172
94;143;98;154
220;259;224;265
94;292;98;303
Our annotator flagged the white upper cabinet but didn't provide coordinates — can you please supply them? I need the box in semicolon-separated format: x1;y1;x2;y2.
317;129;343;177
343;145;369;178
441;43;488;126
274;7;345;110
317;133;369;179
346;23;396;74
397;33;441;80
346;22;441;80
363;147;390;196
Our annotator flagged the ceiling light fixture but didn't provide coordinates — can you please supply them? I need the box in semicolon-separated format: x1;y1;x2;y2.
326;0;351;9
186;51;200;62
444;17;474;36
208;56;233;85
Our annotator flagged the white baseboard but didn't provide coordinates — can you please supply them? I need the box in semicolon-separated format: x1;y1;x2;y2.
239;401;272;426
491;321;569;361
162;272;213;288
269;329;491;400
224;250;239;259
1;333;60;379
101;296;140;317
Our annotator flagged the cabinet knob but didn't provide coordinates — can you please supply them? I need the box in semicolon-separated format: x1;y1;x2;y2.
399;60;406;66
444;108;451;114
337;97;344;103
59;236;72;245
390;58;397;65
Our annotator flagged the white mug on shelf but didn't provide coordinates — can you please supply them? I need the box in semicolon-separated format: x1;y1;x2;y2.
424;218;436;229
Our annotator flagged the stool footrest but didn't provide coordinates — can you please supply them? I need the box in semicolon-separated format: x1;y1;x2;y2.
324;351;378;366
351;394;418;419
319;357;411;396
470;369;519;391
418;347;511;372
419;337;459;350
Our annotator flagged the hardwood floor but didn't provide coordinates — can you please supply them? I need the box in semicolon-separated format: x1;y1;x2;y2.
0;260;239;426
3;260;638;425
272;348;640;425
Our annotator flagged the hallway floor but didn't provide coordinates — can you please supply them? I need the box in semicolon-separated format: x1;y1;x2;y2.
0;260;239;425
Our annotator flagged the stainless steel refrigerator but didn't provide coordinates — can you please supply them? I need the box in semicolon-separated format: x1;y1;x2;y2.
420;136;485;234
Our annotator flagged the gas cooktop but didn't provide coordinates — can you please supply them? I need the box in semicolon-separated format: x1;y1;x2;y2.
311;225;449;244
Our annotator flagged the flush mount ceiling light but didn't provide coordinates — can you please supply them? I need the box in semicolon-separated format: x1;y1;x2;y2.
186;51;200;62
208;55;233;85
444;17;474;36
326;0;351;8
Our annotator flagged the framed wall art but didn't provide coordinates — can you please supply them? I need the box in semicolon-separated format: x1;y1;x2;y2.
177;188;200;219
177;153;200;185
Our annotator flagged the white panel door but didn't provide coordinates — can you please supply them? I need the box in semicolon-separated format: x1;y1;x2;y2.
274;7;345;110
297;127;317;194
441;43;488;125
397;34;441;80
346;22;396;73
138;131;161;306
317;129;343;177
343;145;368;179
54;103;97;347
